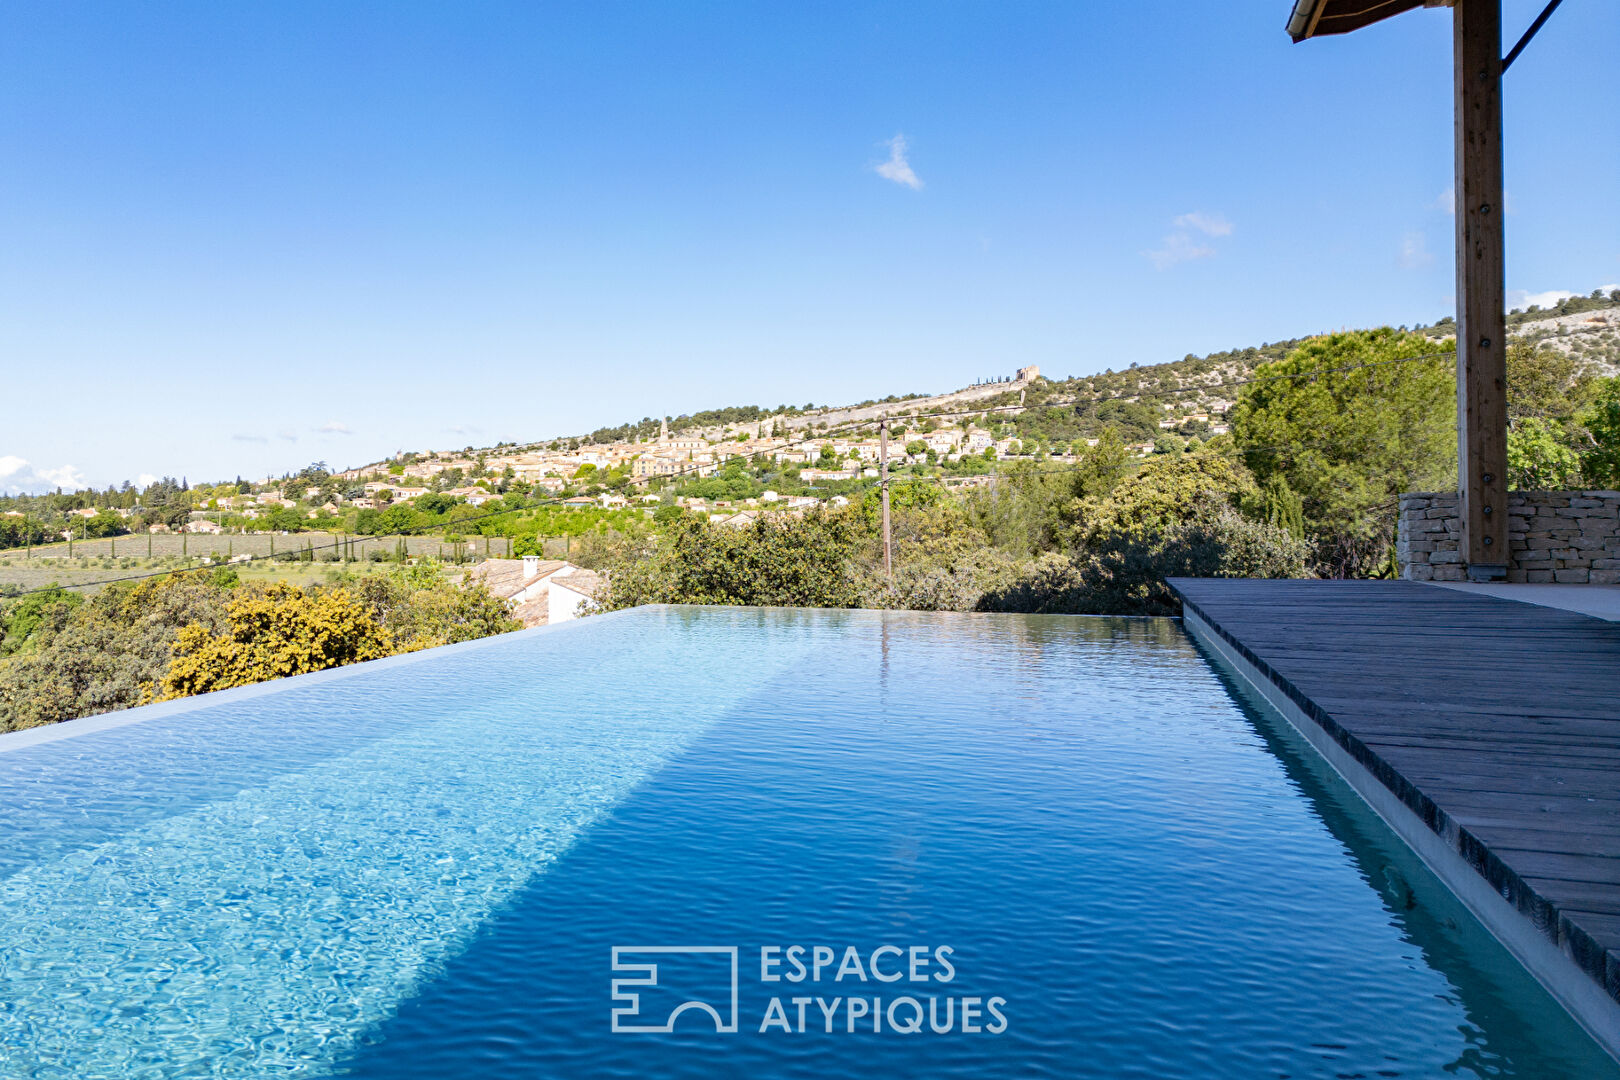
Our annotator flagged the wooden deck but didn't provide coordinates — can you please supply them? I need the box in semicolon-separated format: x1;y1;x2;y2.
1168;578;1620;1027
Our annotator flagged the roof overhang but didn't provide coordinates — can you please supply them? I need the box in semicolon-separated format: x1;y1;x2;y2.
1286;0;1451;43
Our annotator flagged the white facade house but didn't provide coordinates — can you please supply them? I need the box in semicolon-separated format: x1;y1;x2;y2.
466;556;602;627
546;570;602;623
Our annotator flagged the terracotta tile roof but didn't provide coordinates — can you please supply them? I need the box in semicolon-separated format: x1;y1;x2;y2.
549;569;603;599
466;558;568;599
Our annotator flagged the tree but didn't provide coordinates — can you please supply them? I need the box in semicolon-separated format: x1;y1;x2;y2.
1506;342;1593;421
1152;434;1185;456
1581;376;1620;487
1254;474;1305;539
0;587;82;657
1507;418;1582;489
152;583;394;700
1071;449;1258;547
599;512;862;609
82;510;127;538
1229;328;1454;576
0;576;231;730
983;496;1309;616
1071;428;1130;501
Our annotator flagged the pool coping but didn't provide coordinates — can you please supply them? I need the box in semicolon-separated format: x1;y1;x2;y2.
1173;588;1620;1064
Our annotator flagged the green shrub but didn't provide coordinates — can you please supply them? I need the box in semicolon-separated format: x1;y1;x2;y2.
983;497;1309;616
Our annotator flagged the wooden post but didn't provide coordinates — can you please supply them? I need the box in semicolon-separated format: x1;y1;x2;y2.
1454;0;1508;579
879;419;893;583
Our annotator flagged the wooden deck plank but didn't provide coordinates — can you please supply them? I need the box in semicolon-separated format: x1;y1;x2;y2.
1169;577;1620;1011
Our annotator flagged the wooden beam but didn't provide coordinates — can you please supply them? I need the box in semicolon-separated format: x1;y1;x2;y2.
1453;0;1508;579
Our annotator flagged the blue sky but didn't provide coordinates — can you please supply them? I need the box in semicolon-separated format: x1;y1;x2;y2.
2;0;1616;492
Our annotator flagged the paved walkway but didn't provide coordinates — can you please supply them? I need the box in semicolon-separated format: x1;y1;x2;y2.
1427;581;1620;622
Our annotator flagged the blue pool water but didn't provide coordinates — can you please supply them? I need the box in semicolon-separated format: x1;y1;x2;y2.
0;606;1613;1079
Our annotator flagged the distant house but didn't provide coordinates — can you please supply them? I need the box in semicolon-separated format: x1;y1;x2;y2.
183;519;224;534
561;496;596;509
467;556;569;604
465;556;601;627
799;468;856;482
718;510;759;529
445;486;496;507
632;455;684;479
545;569;603;624
599;494;628;509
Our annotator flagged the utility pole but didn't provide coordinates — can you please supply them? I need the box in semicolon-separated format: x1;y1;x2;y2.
879;418;893;583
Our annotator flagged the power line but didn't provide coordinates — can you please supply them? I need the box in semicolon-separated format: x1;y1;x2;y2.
2;420;875;598
843;349;1457;430
0;348;1467;599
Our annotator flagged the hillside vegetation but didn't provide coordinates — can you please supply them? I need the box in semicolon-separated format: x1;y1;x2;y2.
5;320;1619;732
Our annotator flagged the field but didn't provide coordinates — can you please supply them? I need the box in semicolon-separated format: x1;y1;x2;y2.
11;531;517;562
0;531;525;597
0;554;473;597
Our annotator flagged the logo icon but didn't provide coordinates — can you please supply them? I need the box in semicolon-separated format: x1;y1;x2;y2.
611;946;740;1033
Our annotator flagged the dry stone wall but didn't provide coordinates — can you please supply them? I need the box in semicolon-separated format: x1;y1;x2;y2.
1397;491;1620;583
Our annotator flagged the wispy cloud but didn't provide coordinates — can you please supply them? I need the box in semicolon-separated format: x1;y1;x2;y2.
278;430;299;442
1145;211;1233;269
231;433;269;444
1173;212;1233;238
1399;230;1434;269
875;134;922;190
0;455;86;495
316;420;353;435
447;425;483;437
1506;285;1620;311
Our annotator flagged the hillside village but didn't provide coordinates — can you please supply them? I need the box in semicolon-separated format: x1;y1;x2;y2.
5;291;1616;552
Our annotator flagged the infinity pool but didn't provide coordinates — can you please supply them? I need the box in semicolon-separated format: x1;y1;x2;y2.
0;607;1612;1078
